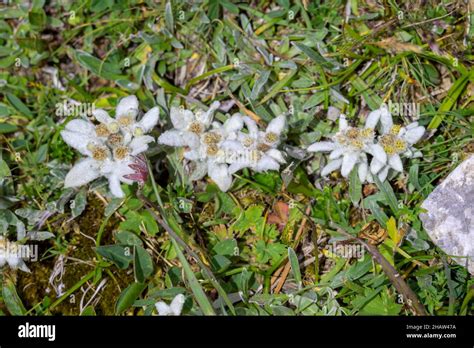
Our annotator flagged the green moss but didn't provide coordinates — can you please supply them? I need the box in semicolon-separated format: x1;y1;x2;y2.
17;195;134;315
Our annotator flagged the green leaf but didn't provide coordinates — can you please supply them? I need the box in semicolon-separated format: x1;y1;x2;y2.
365;198;388;227
2;279;26;315
233;205;264;234
272;305;295;315
210;255;231;272
147;287;186;300
90;0;113;12
95;245;133;269
71;189;87;218
288;247;301;289
140;210;159;235
286;167;320;197
293;42;335;69
358;290;402;315
255;241;287;265
75;50;125;81
293;294;321;315
221;0;239;13
165;2;174;33
115;282;146;314
115;79;140;91
184;64;234;91
253;171;281;192
6;93;33;118
386;216;401;246
250;70;271;100
31;0;45;11
373;175;399;215
0;103;11;117
153;73;187;94
0;159;11;179
33;144;48;163
350;77;383;110
213;239;237;256
320;257;347;284
116;230;143;246
0;53;20;68
28;8;46;28
303;93;325;109
349;167;362;206
208;0;220;20
259;69;297;105
408;163;421;191
119;211;142;233
0;123;18;133
104;198;124;217
0;8;25;19
80;306;96;316
215;191;236;215
346;254;371;281
134;245;154;283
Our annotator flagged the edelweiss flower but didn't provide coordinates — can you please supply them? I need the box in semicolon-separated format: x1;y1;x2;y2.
159;103;288;191
155;294;185;316
0;222;53;273
158;101;221;148
92;95;158;138
227;115;286;174
61;96;159;198
184;114;244;191
370;112;425;181
307;114;386;182
0;236;30;272
159;102;244;191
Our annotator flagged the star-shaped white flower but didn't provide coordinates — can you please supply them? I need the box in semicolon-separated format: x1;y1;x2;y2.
0;236;30;272
155;294;185;316
92;95;159;138
0;222;54;273
61;95;159;198
183;113;244;191
92;95;159;136
159;102;246;191
307;113;386;182
182;113;244;163
158;101;220;148
227;115;286;174
61;129;147;198
370;112;425;181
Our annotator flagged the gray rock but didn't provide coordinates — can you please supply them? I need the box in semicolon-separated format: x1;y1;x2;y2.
420;155;474;275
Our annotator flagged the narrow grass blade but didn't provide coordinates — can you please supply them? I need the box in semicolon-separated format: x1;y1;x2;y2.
350;76;383;110
428;70;472;129
293;42;335;70
258;69;297;105
185;65;235;92
171;238;216;315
